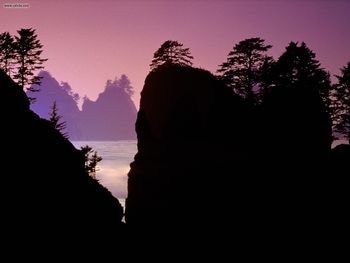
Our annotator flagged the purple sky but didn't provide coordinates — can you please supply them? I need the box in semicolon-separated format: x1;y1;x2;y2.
1;0;350;108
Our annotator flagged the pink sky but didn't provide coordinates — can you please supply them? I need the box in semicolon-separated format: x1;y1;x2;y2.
1;0;350;108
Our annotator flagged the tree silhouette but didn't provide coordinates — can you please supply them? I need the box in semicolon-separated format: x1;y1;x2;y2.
0;32;15;76
61;81;80;103
150;40;193;70
80;145;103;179
334;62;350;143
274;42;332;114
118;74;134;96
105;74;134;96
13;28;47;92
217;37;273;104
49;101;68;139
259;55;275;99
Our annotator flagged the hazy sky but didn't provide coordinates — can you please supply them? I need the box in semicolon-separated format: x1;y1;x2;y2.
1;0;350;108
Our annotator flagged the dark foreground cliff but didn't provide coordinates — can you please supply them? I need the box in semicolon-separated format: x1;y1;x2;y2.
126;64;348;255
0;70;125;255
2;63;347;257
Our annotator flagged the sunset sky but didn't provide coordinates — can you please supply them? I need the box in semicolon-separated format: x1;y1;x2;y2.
1;0;350;108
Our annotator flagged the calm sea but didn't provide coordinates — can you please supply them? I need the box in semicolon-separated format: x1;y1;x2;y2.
72;140;137;209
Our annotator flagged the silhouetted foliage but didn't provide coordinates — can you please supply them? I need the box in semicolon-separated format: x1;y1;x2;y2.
118;74;134;96
0;32;15;76
274;42;332;109
49;101;68;139
80;145;102;179
12;28;47;93
106;74;134;96
260;41;333;156
61;81;80;103
150;40;193;70
259;55;275;99
217;37;273;104
334;62;350;142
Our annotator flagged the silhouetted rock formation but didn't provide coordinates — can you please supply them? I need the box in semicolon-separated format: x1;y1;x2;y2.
1;69;124;253
28;71;137;140
126;65;251;243
126;64;343;254
28;71;82;139
79;76;137;140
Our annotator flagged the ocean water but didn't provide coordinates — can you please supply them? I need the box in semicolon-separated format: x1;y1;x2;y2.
72;140;137;208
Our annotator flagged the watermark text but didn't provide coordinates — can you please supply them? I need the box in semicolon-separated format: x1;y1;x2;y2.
3;2;30;9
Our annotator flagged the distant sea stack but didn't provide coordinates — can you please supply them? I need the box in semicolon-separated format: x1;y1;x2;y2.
28;71;82;140
0;69;124;252
79;75;137;140
28;71;137;140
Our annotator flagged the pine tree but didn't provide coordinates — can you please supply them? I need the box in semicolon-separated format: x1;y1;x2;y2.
334;62;350;143
0;32;15;76
61;81;80;103
274;42;332;114
118;74;134;96
13;28;47;92
150;40;193;70
105;74;134;97
80;145;102;179
49;101;68;139
217;37;273;104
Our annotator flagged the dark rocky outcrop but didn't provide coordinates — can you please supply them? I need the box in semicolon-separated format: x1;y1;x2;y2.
125;64;345;254
79;77;137;140
126;65;252;243
1;69;124;254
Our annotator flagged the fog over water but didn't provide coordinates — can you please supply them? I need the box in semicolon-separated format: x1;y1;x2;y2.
72;140;137;206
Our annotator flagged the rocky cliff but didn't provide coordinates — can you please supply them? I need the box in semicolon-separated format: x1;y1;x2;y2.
125;64;346;254
1;69;124;254
125;65;251;237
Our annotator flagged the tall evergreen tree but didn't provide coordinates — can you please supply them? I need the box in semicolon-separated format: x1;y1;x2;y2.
259;55;275;98
0;32;15;76
105;74;134;96
334;62;350;143
118;74;134;96
61;81;80;103
13;28;47;92
49;101;68;139
217;37;273;104
80;145;102;179
150;40;193;70
274;42;332;113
